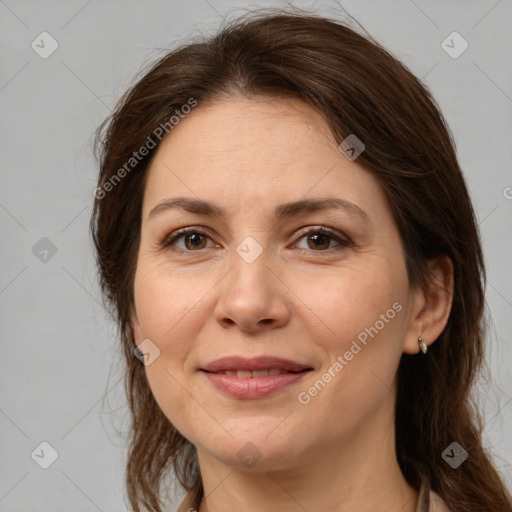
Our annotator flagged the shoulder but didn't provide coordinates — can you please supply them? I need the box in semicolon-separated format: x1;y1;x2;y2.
429;490;451;512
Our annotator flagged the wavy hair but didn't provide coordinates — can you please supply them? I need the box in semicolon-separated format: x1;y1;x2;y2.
90;9;511;512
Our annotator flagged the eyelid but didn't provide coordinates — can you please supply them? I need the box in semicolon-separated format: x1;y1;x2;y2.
293;225;350;243
160;225;351;253
292;225;351;252
160;226;215;248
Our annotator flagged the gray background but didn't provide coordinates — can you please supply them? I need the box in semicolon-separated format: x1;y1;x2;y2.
1;0;511;510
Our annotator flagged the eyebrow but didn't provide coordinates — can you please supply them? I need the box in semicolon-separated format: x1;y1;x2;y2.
148;197;371;225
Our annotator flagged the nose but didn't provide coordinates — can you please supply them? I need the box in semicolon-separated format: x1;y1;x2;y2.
214;250;291;334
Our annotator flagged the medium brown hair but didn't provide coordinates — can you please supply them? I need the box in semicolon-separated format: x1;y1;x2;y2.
90;8;512;512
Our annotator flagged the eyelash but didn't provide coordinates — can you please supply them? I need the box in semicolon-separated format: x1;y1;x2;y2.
160;226;351;254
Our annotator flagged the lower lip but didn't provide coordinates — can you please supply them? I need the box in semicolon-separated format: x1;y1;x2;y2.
201;371;310;399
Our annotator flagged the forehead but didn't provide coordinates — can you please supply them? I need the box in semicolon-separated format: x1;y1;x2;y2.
159;95;336;165
142;96;386;221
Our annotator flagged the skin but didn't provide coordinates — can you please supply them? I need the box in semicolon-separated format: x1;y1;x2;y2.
131;96;453;512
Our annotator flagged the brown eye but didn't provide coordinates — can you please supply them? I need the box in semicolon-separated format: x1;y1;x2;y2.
183;232;207;250
306;233;331;250
295;227;350;253
162;228;215;252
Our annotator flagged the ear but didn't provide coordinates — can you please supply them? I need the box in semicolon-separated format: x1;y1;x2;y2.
402;255;454;355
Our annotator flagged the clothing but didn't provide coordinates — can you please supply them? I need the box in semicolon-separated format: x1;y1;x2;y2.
415;474;451;512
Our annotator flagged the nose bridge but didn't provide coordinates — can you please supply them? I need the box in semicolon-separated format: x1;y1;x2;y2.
235;234;265;266
228;237;272;303
214;236;290;330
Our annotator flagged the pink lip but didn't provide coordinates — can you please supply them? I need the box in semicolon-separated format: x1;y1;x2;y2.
200;356;312;399
201;356;310;373
202;371;309;398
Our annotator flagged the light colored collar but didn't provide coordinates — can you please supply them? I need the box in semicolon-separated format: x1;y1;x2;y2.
415;474;451;512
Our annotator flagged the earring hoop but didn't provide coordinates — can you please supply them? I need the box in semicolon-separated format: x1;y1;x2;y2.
418;337;428;354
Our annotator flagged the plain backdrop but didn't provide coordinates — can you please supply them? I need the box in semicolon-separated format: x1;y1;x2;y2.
1;1;511;510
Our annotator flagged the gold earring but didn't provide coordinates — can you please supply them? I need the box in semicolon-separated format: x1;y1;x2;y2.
418;337;428;354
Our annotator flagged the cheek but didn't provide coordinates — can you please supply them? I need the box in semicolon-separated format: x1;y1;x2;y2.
133;257;211;346
292;258;408;349
292;260;409;413
132;259;221;434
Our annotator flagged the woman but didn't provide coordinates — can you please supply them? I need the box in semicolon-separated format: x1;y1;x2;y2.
90;9;512;512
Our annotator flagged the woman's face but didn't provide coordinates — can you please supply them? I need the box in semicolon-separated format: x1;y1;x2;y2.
131;96;420;472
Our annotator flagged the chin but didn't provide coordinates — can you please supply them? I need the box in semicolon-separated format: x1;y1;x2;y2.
219;444;300;472
198;425;306;472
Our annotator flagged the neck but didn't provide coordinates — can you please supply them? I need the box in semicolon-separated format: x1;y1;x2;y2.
196;395;418;512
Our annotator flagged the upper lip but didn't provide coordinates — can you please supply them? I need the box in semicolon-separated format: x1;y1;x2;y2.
201;356;312;373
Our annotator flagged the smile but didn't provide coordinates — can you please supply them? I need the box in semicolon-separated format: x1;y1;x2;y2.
209;368;297;378
200;356;313;398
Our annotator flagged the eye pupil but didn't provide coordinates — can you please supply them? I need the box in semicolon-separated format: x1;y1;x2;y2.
185;233;206;250
307;233;330;250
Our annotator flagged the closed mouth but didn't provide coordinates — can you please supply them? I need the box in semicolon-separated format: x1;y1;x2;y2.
205;368;310;378
200;357;312;398
201;355;313;375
